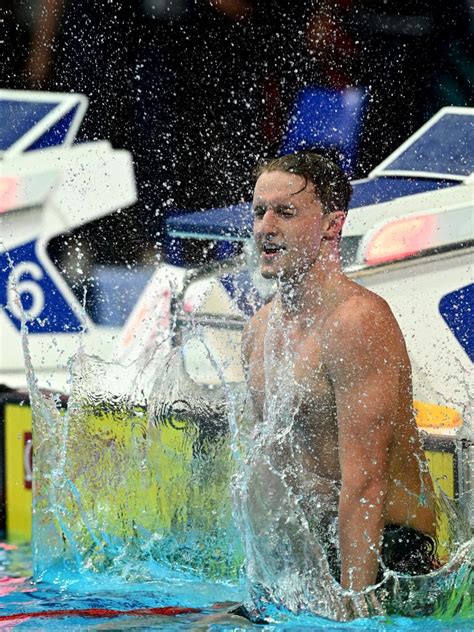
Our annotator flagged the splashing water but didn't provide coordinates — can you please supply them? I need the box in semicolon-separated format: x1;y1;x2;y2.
233;306;348;620
18;296;473;626
30;342;242;583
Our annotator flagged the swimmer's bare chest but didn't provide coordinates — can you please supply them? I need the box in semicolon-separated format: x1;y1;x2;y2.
246;319;341;482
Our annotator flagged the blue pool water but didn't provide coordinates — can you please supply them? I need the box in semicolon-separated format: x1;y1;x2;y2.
0;542;472;630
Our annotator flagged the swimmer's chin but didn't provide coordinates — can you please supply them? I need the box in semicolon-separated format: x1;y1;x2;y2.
259;267;280;280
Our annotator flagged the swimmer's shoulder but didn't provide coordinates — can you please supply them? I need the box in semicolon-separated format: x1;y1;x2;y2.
338;283;394;321
325;284;406;356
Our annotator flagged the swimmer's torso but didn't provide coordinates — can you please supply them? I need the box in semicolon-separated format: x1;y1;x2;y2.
243;294;437;543
247;311;340;485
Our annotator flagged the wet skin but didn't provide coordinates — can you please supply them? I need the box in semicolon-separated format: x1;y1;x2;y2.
242;170;437;592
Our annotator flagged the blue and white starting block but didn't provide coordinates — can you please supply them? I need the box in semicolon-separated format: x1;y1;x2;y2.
0;90;137;390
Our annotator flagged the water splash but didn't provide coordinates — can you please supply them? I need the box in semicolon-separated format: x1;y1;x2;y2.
22;294;472;624
29;334;242;589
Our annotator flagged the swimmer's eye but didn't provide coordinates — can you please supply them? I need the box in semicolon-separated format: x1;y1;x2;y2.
277;208;295;218
253;206;296;219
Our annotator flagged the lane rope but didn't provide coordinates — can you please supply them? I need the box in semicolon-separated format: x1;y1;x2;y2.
0;605;202;622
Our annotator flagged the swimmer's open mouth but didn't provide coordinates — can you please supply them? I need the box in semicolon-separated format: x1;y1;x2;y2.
261;243;285;256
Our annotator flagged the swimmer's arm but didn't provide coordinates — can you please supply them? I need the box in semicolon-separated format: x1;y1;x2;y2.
327;298;401;591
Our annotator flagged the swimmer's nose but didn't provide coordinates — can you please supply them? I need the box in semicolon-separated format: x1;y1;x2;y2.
255;208;278;236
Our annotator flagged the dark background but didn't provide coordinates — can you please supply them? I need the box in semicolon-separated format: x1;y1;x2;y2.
1;0;473;268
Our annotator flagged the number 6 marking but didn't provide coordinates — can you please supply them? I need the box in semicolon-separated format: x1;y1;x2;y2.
7;261;45;321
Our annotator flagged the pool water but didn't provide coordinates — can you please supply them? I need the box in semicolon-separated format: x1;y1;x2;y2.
0;542;472;631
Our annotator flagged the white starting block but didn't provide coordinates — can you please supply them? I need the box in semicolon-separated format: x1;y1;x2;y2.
0;90;137;391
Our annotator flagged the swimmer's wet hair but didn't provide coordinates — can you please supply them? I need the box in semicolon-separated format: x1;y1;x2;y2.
254;151;352;215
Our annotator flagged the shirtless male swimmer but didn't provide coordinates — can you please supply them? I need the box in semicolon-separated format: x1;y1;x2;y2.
241;151;439;602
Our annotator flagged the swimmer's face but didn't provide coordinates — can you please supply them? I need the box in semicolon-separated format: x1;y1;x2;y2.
253;170;328;281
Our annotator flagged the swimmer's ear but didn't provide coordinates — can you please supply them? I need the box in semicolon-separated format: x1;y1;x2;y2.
321;211;346;240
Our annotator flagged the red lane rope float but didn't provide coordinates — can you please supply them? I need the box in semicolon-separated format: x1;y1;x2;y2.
0;605;201;622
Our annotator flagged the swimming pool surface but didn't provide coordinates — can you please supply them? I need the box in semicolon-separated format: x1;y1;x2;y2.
0;542;471;631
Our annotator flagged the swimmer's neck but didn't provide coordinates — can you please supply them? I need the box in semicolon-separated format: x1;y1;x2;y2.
278;254;345;318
